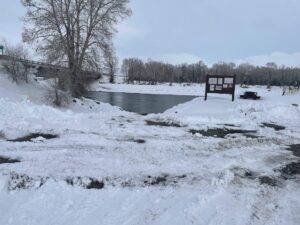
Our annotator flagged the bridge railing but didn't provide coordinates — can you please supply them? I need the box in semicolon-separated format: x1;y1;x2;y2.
0;55;102;80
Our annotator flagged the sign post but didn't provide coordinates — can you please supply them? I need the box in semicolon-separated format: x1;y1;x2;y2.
205;75;236;101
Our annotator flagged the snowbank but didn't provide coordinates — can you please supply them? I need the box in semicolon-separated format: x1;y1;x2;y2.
1;73;300;225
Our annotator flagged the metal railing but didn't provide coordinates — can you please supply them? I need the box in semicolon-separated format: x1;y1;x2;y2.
0;55;102;80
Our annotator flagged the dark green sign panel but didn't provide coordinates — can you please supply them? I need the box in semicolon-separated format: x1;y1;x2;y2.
205;75;236;101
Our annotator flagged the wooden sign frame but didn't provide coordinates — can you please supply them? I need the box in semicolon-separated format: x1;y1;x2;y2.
205;75;236;101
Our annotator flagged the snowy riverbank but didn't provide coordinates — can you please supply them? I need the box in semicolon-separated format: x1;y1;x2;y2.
1;73;300;225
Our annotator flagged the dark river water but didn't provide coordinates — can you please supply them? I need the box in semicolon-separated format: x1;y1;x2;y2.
85;91;198;114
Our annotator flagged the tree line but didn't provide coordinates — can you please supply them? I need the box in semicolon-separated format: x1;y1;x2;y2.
122;58;300;87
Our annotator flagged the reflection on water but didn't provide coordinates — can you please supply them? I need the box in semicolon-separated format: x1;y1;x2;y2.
85;91;197;114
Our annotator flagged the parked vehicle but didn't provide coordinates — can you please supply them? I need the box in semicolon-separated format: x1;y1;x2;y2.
240;91;261;100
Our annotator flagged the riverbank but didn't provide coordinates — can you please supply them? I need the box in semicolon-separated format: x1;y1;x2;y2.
90;81;205;95
90;80;290;98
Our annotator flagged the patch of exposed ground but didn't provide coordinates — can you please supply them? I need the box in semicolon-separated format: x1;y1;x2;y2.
66;174;188;189
261;123;286;131
217;124;241;128
287;144;300;158
86;179;105;189
243;134;264;139
5;173;190;191
190;128;257;138
232;167;283;187
65;177;104;189
231;167;259;180
259;176;279;187
278;144;300;179
132;139;146;144
8;133;59;142
280;162;300;178
68;174;188;189
145;120;183;128
7;173;48;190
0;156;20;164
142;174;187;186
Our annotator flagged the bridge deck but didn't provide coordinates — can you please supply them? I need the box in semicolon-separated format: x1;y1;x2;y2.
0;55;101;80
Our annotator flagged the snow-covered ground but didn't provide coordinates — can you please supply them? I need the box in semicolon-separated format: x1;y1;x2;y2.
1;73;300;225
91;81;205;96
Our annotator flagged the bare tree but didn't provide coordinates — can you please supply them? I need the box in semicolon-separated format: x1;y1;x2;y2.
1;41;30;84
121;58;130;83
47;78;71;106
104;45;118;83
211;62;236;75
21;0;131;96
266;62;278;88
121;58;144;83
237;63;254;87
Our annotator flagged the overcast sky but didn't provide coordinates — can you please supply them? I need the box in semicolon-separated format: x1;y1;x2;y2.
1;0;300;66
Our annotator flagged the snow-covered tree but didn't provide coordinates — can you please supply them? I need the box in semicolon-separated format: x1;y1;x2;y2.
2;41;30;84
21;0;131;96
103;45;118;83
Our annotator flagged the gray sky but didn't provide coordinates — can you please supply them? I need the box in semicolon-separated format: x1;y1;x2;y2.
1;0;300;66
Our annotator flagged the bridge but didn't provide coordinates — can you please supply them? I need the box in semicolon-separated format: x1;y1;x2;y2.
0;55;102;80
